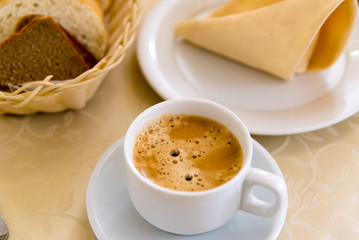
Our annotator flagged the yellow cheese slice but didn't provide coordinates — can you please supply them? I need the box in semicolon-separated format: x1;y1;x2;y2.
175;0;358;80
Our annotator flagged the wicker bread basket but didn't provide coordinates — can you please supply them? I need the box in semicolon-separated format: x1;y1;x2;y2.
0;0;142;115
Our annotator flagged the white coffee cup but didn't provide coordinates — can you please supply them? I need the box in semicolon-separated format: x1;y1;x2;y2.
124;98;287;235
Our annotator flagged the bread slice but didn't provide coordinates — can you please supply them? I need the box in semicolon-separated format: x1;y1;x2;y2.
0;0;107;60
15;14;97;68
0;16;90;86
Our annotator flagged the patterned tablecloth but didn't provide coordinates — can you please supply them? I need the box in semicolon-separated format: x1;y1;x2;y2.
0;1;358;239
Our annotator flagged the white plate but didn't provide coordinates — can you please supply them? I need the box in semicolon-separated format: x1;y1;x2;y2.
137;0;359;135
86;137;288;240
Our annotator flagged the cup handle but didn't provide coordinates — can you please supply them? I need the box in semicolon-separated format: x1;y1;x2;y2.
239;168;287;217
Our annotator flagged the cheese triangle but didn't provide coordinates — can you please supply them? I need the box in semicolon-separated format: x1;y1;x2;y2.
175;0;358;80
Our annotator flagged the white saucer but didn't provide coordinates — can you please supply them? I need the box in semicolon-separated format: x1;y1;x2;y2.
86;137;288;240
137;0;359;135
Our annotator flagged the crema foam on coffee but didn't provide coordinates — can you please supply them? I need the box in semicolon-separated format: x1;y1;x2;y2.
133;114;243;191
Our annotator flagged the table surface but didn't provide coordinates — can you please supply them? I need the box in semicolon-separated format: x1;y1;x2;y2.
1;1;359;239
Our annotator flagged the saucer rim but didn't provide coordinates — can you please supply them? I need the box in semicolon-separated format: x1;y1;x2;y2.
86;137;288;240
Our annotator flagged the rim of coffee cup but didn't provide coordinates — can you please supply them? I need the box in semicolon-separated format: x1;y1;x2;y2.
124;98;253;196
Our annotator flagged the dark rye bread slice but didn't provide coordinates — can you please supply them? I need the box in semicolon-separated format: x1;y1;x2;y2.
0;16;90;86
15;15;97;68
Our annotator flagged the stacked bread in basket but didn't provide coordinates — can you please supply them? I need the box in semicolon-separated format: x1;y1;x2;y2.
0;0;141;114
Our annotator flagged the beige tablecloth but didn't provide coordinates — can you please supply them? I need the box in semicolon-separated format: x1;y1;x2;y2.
1;1;359;239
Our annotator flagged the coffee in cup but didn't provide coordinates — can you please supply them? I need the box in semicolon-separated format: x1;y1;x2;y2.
133;113;243;191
